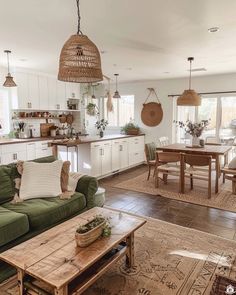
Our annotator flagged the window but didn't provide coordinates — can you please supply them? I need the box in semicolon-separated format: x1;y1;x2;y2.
0;90;10;135
174;95;236;143
103;95;134;127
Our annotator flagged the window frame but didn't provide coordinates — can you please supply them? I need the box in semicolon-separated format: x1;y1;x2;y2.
174;94;236;143
102;94;135;129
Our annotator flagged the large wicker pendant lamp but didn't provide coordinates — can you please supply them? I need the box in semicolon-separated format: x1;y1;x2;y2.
113;74;121;98
58;0;103;83
3;50;17;87
177;57;201;106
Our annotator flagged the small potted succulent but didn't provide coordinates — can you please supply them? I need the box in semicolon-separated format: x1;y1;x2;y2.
95;119;108;138
75;215;111;248
121;122;140;135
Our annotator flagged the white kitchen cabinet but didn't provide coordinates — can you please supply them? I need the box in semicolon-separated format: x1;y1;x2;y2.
128;136;145;166
28;74;40;109
91;144;102;177
26;143;36;160
56;81;67;110
48;77;57;110
76;136;144;178
101;141;112;175
111;139;129;171
120;139;129;169
35;141;52;158
38;76;49;110
14;72;29;109
1;143;27;164
111;140;120;171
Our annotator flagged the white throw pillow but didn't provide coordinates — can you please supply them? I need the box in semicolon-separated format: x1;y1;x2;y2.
20;160;63;200
228;157;236;169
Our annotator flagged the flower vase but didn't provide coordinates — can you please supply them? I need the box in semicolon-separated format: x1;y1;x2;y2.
191;136;200;146
99;130;104;138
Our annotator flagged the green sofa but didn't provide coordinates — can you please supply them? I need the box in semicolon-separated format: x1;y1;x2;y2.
0;155;98;283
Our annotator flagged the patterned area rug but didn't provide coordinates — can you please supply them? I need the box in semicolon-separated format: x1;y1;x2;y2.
1;216;236;295
114;172;236;213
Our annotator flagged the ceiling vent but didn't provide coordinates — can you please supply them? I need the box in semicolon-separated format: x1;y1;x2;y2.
188;68;207;72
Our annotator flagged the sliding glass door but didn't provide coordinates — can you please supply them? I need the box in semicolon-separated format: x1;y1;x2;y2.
174;95;236;144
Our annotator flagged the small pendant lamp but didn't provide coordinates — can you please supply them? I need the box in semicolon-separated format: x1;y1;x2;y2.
113;74;121;98
3;50;17;87
177;57;201;106
58;0;103;83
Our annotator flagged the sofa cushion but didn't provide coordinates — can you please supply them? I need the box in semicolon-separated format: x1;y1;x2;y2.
0;206;29;247
2;192;86;230
19;160;63;200
0;166;15;205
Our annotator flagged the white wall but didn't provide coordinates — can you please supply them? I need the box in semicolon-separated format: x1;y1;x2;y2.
118;73;236;143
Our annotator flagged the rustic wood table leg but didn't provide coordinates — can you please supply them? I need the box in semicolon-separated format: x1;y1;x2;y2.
17;268;24;295
215;155;220;194
232;177;236;194
55;286;68;295
126;232;134;268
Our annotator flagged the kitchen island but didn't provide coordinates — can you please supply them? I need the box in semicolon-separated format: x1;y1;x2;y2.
52;134;145;178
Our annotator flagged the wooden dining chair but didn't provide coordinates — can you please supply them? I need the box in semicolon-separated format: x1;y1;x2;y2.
155;151;183;192
158;136;170;147
183;154;212;199
145;143;157;180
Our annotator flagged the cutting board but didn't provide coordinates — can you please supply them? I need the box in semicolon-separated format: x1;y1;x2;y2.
40;123;55;137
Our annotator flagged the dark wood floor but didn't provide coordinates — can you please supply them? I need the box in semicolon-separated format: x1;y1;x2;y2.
99;165;236;240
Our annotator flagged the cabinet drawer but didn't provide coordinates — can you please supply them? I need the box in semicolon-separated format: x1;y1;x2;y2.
2;143;26;154
129;136;144;152
129;151;144;166
35;141;49;149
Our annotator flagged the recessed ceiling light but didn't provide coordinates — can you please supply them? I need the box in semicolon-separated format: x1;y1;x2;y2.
163;71;170;74
100;50;107;54
208;27;220;33
126;67;132;71
113;63;117;67
19;58;27;62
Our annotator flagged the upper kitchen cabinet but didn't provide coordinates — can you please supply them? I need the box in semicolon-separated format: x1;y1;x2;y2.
65;82;80;100
28;74;40;109
38;76;49;110
56;81;67;110
48;77;57;110
14;72;39;110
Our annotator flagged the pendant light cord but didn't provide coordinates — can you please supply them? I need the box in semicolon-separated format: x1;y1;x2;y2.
189;58;192;90
6;52;10;74
76;0;83;34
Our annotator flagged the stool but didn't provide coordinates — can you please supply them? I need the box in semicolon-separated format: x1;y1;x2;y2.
222;167;236;194
94;187;106;207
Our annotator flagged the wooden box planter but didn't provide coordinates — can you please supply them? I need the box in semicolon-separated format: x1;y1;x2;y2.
126;129;140;135
75;219;105;248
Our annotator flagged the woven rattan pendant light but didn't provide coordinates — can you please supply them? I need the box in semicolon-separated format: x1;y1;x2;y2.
177;57;201;106
58;0;103;83
113;74;121;98
3;50;17;87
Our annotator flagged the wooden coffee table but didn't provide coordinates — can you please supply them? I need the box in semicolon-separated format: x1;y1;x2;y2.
0;207;146;295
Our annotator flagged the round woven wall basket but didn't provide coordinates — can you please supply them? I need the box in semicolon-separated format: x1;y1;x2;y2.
58;34;103;83
141;102;163;127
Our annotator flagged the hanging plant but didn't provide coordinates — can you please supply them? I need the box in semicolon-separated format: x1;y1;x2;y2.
106;91;114;113
86;103;97;116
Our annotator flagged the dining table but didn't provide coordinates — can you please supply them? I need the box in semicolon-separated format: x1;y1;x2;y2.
156;143;232;194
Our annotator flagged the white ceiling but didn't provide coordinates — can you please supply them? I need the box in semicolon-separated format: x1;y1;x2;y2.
1;0;236;82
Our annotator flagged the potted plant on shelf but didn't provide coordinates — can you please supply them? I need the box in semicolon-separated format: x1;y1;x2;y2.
121;122;140;135
75;215;111;248
95;119;108;138
174;119;210;146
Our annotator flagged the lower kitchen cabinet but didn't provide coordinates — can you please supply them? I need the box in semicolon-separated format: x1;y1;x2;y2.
64;135;145;178
0;140;53;165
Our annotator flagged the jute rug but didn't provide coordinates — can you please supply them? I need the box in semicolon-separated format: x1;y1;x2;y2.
1;216;236;295
114;172;236;213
